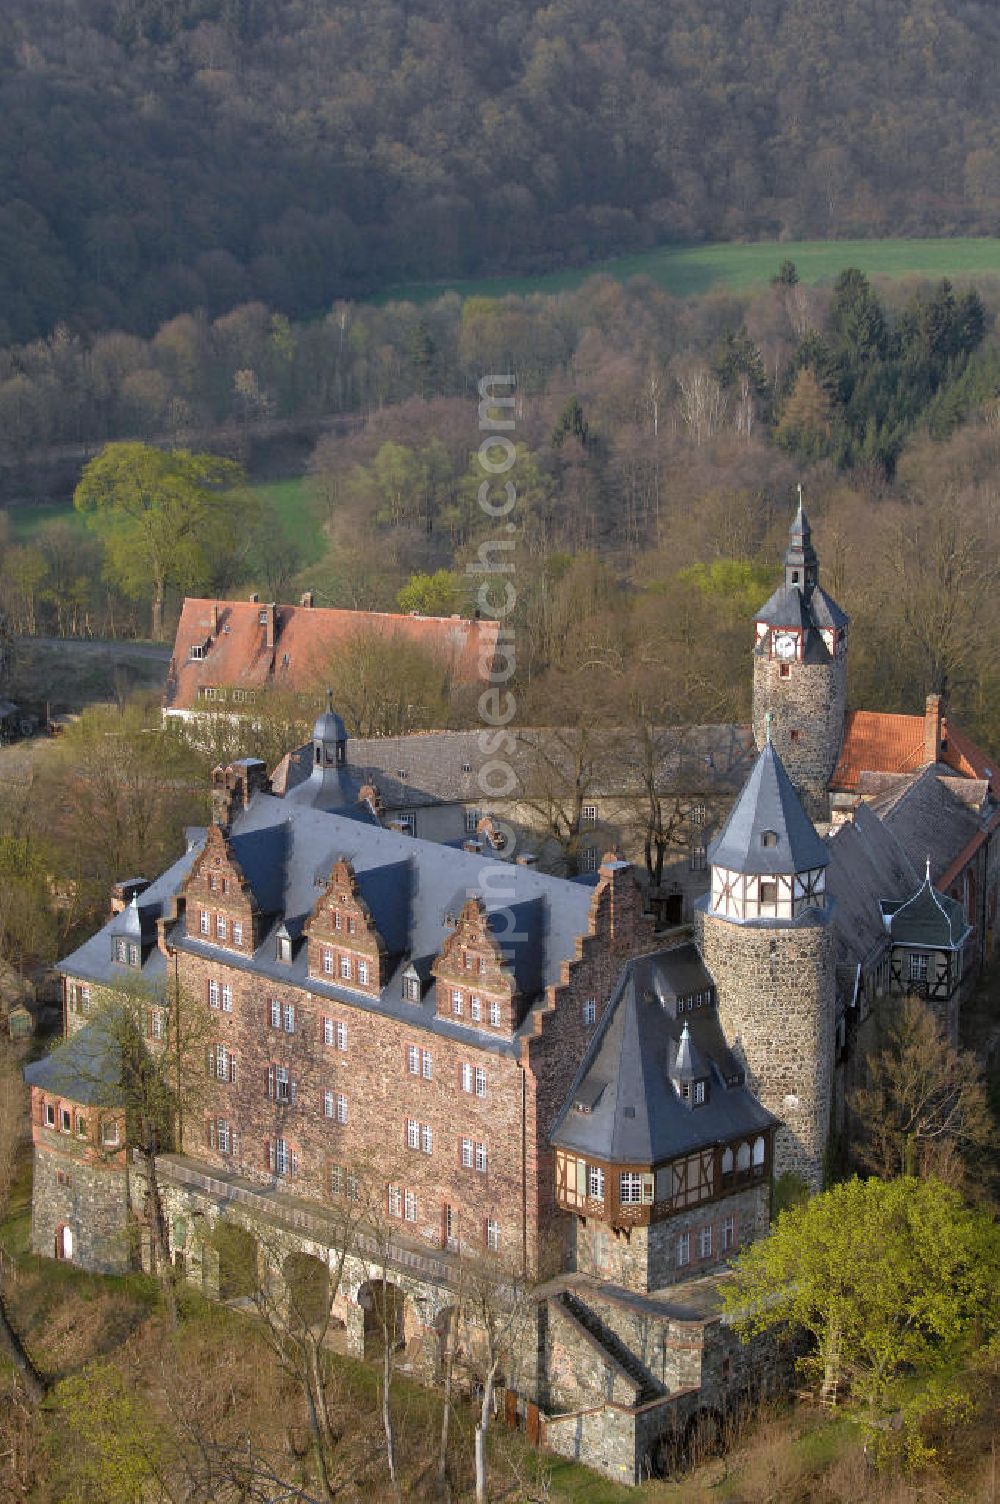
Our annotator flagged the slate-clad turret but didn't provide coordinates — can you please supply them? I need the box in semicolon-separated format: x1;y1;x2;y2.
697;739;835;1191
752;498;849;820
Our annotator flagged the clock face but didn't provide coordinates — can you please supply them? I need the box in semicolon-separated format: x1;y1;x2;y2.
774;632;796;661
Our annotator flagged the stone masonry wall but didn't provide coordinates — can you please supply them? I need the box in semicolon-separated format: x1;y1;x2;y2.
753;652;846;821
31;1146;131;1273
698;910;834;1191
574;1183;770;1293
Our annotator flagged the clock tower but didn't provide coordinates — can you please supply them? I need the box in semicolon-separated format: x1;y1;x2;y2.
751;496;848;820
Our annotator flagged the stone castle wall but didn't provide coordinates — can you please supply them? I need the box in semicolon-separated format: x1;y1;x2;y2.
573;1182;770;1292
31;1147;132;1273
698;910;835;1190
753;651;846;820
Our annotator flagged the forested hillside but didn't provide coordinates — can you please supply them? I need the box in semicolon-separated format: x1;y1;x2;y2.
2;0;1000;342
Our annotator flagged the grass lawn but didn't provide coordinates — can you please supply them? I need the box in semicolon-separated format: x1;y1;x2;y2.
251;475;326;564
379;235;1000;305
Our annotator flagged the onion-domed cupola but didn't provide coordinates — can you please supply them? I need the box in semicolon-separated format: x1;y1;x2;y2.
313;689;347;770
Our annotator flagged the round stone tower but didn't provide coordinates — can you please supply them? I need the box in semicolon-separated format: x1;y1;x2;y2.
696;739;835;1191
752;497;848;821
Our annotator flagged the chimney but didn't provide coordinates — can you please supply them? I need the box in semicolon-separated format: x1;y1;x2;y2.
264;603;276;649
923;694;943;765
300;591;314;608
249;592;259;603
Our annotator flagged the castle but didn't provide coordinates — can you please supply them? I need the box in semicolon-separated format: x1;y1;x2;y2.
25;506;999;1483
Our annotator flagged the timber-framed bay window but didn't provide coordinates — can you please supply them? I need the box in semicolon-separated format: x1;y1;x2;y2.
555;1133;770;1227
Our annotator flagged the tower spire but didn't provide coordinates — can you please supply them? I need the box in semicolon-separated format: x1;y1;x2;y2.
784;489;818;595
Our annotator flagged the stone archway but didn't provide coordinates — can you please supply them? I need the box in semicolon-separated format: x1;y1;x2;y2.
212;1221;259;1301
283;1251;331;1330
358;1279;406;1359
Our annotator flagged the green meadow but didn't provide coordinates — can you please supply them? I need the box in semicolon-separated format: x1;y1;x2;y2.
380;235;1000;305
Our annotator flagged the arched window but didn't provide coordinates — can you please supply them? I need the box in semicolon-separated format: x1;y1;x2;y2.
736;1142;751;1173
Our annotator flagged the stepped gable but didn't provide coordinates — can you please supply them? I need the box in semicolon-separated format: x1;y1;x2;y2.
549;950;775;1167
881;868;970;949
708;740;828;876
176;791;594;1045
164;596;500;712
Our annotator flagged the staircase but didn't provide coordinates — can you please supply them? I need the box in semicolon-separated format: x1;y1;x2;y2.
554;1290;665;1404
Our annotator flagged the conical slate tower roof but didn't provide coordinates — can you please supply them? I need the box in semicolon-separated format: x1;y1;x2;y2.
708;741;829;876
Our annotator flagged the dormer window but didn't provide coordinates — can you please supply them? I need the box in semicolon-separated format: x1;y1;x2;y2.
693;1080;706;1105
189;644;205;660
258;609;268;625
402;974;420;1003
761;830;778;848
276;930;292;963
760;880;778;904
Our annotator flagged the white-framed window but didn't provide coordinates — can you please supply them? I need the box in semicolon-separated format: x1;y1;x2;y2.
694;1080;706;1105
444;1204;458;1250
75;1113;87;1137
388;1185;402;1218
336;1020;347;1051
340;955;352;979
217;1119;231;1155
422;1049;432;1079
233;920;243;946
150;1008;164;1041
689;845;707;872
620;1172;643;1205
101;1118;119;1147
581;803;598;827
216;913;227;939
404;1189;417;1222
330;1164;345;1196
208;979;220;1008
407;1118;419;1149
488;999;501;1027
461;1062;473;1093
358;959;369;986
221;984;233;1013
588;1165;605;1201
324;1089;335;1119
189;643;204;660
336;1093;348;1125
283;1001;295;1033
271;1065;292;1103
580;846;598;873
487;1218;500;1251
452;989;463;1017
909;952;929;981
582;998;597;1027
215;1044;231;1081
470;995;482;1022
270;1138;296;1176
465;808;480;834
475;1066;487;1097
461;1136;474;1168
323;948;334;975
59;1107;71;1134
403;974;420;1002
420;1123;432;1154
277;933;293;962
722;1214;736;1252
752;1135;766;1175
43;1101;56;1128
199;910;209;935
475;1141;488;1173
270;998;281;1029
699;1225;713;1259
324;1017;335;1046
345;1170;359;1201
677;1231;691;1267
408;1045;421;1075
114;937;127;963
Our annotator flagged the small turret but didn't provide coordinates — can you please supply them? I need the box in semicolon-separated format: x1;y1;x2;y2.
313;688;347;770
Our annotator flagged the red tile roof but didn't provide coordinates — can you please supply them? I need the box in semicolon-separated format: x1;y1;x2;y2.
832;709;996;793
164;598;500;713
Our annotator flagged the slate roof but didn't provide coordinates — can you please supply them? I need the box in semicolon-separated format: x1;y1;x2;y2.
865;766;982;887
754;583;848;635
164;598;500;712
708;742;829;875
823;801;917;973
57;840;205;988
273;723;757;811
550;952;776;1165
882;872;970;949
23;1020;125;1106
